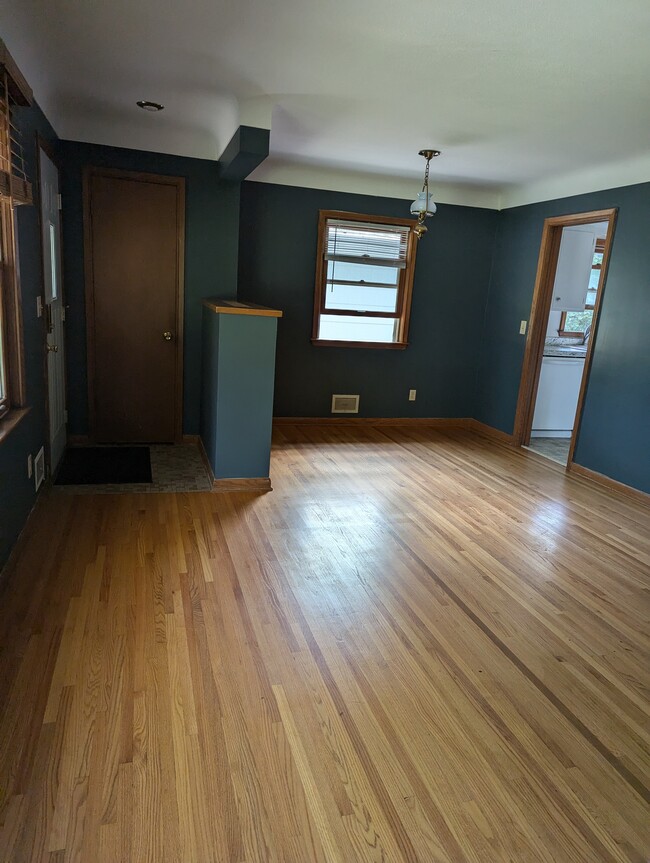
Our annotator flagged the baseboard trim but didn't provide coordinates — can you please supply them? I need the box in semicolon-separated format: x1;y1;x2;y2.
468;419;515;445
70;435;201;447
196;437;270;493
568;462;649;506
273;416;471;428
67;435;90;447
195;436;216;485
212;477;272;493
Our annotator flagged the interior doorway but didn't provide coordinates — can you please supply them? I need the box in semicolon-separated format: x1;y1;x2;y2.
38;139;66;474
513;208;617;467
83;168;185;443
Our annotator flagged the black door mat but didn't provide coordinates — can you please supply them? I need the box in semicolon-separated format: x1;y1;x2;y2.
55;446;153;485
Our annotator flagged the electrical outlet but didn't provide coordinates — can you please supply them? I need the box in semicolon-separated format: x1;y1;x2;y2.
27;454;33;479
409;389;416;401
519;320;527;335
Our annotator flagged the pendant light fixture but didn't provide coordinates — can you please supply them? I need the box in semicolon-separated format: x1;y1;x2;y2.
410;149;441;239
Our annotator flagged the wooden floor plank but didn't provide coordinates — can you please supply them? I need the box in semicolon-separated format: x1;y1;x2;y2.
0;426;648;862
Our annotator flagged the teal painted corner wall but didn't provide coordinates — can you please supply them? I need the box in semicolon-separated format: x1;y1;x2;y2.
0;100;58;569
238;181;498;419
200;308;278;479
475;182;650;494
239;179;650;496
58;141;242;437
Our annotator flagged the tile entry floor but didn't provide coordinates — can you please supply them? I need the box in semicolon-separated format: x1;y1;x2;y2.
526;436;571;465
53;443;212;494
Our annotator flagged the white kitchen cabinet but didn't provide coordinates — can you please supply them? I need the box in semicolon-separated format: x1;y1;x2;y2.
550;227;596;311
532;356;585;435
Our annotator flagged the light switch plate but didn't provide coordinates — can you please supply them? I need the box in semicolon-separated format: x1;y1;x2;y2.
519;320;527;335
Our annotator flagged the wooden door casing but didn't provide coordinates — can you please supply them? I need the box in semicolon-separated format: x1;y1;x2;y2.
512;208;617;458
83;168;185;443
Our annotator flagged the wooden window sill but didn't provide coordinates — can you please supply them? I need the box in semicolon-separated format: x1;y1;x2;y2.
0;406;30;447
311;339;408;350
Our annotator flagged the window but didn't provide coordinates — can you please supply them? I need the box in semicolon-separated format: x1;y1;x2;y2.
559;238;605;337
0;203;11;417
0;199;21;420
0;53;30;422
312;211;418;349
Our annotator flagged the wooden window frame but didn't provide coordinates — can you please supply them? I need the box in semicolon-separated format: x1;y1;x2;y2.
0;201;10;419
0;192;26;424
0;39;32;429
558;237;606;337
311;210;418;350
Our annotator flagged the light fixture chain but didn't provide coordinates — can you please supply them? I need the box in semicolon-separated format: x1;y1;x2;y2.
412;148;441;239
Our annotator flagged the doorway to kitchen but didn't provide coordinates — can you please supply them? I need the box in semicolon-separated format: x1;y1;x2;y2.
512;209;617;467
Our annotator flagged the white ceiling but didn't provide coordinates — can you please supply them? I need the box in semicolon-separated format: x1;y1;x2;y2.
3;0;650;206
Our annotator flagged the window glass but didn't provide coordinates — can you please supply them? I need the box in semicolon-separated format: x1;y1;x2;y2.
324;283;398;314
0;317;6;402
0;212;8;411
324;260;400;313
318;314;398;343
49;222;58;301
563;310;593;333
327;260;400;286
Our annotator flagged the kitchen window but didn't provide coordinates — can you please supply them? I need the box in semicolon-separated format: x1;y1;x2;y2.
312;211;418;349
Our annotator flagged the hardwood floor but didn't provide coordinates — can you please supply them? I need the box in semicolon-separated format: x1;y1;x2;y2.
0;425;648;862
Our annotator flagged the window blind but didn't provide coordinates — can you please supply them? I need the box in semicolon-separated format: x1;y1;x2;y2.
324;219;410;269
0;81;10;200
0;70;32;205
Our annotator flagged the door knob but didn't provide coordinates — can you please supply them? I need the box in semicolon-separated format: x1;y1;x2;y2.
47;344;59;352
163;331;173;341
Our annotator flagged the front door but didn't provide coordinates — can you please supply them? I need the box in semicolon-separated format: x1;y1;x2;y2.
39;146;66;472
84;169;185;442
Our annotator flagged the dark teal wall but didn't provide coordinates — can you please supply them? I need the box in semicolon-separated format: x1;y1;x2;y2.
3;120;648;570
200;307;278;478
58;141;241;436
0;101;57;569
238;182;498;418
475;182;650;494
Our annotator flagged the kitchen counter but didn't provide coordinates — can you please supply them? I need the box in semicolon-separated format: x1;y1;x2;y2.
543;343;588;358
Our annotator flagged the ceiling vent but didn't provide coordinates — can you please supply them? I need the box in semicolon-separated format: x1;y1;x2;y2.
331;394;359;414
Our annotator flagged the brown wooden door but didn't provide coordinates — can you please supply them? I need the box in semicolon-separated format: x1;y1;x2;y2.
84;169;185;443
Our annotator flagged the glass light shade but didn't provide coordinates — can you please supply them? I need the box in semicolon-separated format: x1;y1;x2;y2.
410;191;437;218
